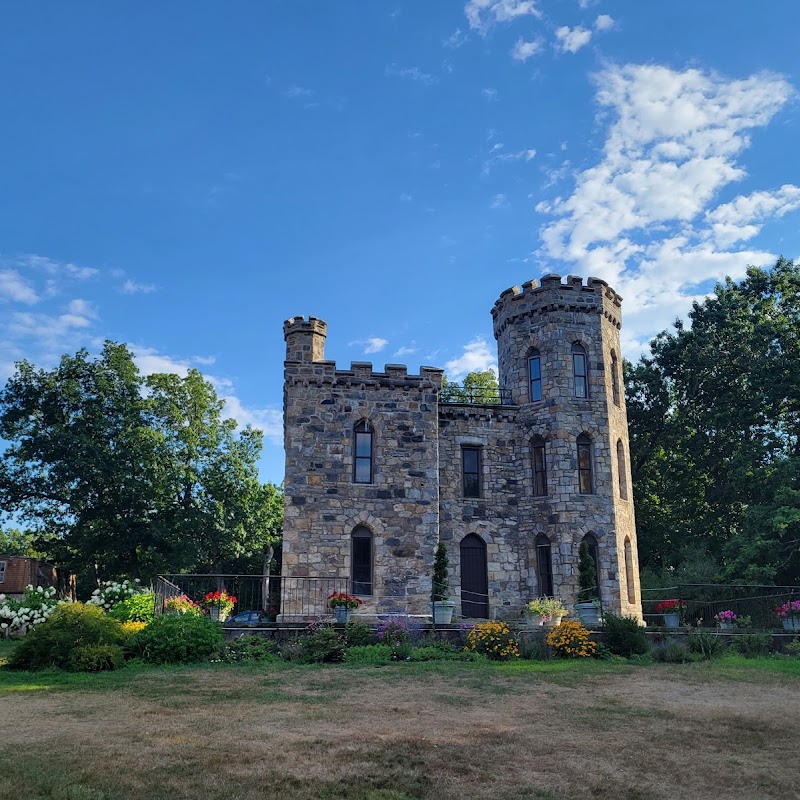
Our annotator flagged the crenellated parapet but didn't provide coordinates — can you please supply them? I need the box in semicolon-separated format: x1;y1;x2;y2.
285;357;444;392
491;274;623;338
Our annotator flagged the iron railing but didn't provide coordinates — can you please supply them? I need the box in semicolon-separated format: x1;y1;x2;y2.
640;583;800;629
439;385;514;405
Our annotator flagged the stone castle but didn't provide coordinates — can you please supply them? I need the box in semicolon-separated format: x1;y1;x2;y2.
281;274;642;621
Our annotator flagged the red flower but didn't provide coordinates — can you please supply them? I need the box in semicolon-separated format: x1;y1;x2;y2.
656;599;685;614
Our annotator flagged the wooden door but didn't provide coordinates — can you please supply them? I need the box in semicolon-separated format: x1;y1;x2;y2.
460;534;489;618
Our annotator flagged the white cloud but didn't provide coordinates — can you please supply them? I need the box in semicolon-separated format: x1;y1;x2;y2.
393;344;418;357
594;14;615;31
511;38;542;62
399;192;413;203
482;88;499;102
192;355;217;366
465;0;540;35
284;85;314;99
444;337;498;380
0;270;39;303
444;28;469;48
536;63;797;354
120;279;157;295
349;337;389;354
555;26;592;53
385;63;436;86
491;193;509;208
483;146;536;175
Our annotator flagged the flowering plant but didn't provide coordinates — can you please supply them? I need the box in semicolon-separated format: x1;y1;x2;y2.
464;621;520;660
546;619;597;659
714;610;737;624
164;594;202;615
0;585;66;635
527;597;569;622
775;600;800;619
87;579;144;612
375;617;411;647
202;590;237;614
656;599;686;615
327;592;363;610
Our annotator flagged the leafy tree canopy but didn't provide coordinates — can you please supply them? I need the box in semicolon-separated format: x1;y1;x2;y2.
440;369;501;403
0;342;283;588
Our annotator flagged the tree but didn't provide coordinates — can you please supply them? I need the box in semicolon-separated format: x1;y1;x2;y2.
440;370;501;403
432;541;450;601
0;527;40;557
0;342;283;587
626;258;800;584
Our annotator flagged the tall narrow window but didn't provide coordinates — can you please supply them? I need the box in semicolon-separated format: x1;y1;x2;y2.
531;436;547;497
528;350;542;402
462;447;481;498
624;537;636;604
572;342;589;398
582;533;601;600
352;526;373;596
577;434;593;494
617;439;629;500
353;420;373;484
0;560;5;584
535;534;553;597
610;350;621;407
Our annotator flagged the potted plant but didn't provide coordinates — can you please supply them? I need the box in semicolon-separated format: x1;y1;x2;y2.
163;594;202;616
527;597;569;627
327;592;362;623
203;590;237;622
775;600;800;632
656;599;685;629
432;541;456;624
713;609;737;631
573;542;602;626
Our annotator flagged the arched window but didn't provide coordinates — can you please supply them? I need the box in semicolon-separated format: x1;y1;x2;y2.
528;349;542;402
582;533;601;600
531;435;547;497
572;342;589;399
624;537;636;604
535;534;553;597
617;439;629;500
351;526;373;596
610;350;621;407
577;434;593;494
353;420;373;484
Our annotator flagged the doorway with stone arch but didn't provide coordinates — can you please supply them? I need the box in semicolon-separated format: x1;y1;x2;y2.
460;533;489;618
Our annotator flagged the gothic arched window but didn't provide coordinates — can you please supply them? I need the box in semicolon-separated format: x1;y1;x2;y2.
572;342;589;399
617;439;629;500
624;537;636;604
610;350;621;407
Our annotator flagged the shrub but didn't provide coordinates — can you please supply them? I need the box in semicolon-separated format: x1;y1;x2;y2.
519;632;551;661
410;643;482;662
279;641;306;662
687;630;727;660
109;592;156;624
732;632;773;658
375;617;411;648
344;644;393;664
6;603;126;671
68;644;126;672
603;613;650;658
546;620;596;659
221;634;280;663
651;639;694;663
343;620;375;647
130;613;222;664
87;579;143;612
786;639;800;657
300;624;346;663
0;585;65;635
465;621;520;660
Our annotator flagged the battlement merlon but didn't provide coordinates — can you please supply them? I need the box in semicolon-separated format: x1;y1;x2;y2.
284;358;445;391
284;315;328;363
490;274;623;335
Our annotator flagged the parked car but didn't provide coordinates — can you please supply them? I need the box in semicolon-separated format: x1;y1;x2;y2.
223;610;268;628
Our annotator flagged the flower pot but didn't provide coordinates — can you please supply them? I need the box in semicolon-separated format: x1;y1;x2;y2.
543;614;564;628
574;602;602;627
333;607;352;624
433;600;456;625
208;606;230;623
662;612;681;629
718;622;734;631
527;613;545;627
782;616;800;633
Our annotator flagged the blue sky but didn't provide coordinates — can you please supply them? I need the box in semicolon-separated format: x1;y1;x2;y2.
2;1;800;484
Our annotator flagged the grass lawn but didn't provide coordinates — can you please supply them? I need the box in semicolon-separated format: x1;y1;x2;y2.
1;645;799;800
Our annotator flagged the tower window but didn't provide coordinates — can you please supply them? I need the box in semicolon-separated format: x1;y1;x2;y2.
624;537;636;604
582;533;601;600
611;350;621;407
617;439;629;500
352;526;373;596
353;421;373;484
577;434;593;494
535;534;554;597
572;342;589;399
528;351;542;402
531;436;547;497
462;447;481;498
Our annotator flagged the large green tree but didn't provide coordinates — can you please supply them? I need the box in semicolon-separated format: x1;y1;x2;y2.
626;257;800;584
0;342;283;585
440;369;501;403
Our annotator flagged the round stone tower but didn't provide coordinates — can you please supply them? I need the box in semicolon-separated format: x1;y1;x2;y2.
492;274;642;619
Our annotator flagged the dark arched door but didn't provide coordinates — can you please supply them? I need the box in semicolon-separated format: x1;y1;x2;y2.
460;534;489;618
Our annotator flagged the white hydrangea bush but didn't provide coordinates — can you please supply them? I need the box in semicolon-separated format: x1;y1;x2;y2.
86;579;143;611
0;585;67;635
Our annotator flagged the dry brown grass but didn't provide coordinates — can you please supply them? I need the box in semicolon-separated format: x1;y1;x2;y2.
1;661;799;800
